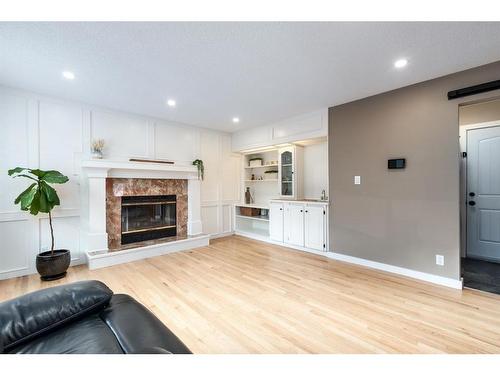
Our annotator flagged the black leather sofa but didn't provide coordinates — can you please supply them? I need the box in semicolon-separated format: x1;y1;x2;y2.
0;280;191;354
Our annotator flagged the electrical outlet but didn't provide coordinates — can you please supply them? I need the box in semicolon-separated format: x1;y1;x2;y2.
436;254;444;266
354;175;361;185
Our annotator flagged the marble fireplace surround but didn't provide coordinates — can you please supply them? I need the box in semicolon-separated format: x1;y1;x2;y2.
81;159;204;261
106;178;188;250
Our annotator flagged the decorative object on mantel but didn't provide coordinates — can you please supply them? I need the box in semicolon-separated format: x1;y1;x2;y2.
192;159;204;180
245;187;254;204
91;139;105;159
248;157;263;167
129;158;175;164
8;167;70;281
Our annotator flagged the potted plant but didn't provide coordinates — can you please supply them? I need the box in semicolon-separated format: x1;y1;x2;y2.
8;167;70;281
192;159;204;180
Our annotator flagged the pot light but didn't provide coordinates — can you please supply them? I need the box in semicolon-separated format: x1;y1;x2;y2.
167;99;176;107
62;71;75;80
394;59;408;69
232;117;240;123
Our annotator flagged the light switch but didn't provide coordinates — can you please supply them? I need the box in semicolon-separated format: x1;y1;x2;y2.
354;176;361;185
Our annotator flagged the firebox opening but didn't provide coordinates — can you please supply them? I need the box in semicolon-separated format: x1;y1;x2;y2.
121;195;177;245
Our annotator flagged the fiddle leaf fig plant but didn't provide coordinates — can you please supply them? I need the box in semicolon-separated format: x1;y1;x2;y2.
8;168;69;254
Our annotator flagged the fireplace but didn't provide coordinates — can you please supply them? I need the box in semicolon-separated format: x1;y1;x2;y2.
121;195;177;245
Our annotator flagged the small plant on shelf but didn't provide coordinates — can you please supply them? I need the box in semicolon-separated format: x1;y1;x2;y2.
91;139;105;159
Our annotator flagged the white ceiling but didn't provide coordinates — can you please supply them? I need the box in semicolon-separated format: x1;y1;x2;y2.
1;22;500;132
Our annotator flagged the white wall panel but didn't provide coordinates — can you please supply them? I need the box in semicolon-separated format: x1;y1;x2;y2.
154;122;198;163
0;92;30;213
91;110;150;159
200;131;220;202
222;204;232;233
39;101;83;209
201;206;219;235
0;220;31;277
303;141;329;199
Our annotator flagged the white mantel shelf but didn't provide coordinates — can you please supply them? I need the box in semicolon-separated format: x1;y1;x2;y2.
81;159;199;180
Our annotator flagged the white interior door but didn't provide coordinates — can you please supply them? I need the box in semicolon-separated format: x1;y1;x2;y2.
467;125;500;262
305;205;325;251
269;202;284;242
284;203;304;246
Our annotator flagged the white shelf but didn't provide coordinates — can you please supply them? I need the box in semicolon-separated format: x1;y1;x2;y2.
235;214;269;222
235;228;270;239
244;165;278;169
245;179;278;182
235;203;269;209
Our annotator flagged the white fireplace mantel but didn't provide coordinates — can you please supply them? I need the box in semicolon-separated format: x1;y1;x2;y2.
80;159;204;261
81;159;199;179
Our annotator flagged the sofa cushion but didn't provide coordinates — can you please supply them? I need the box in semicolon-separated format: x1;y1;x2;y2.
0;280;113;351
100;294;192;354
7;314;124;354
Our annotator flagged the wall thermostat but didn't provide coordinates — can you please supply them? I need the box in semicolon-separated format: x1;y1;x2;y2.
388;158;406;169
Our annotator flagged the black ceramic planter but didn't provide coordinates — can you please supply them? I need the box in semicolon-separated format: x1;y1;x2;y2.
36;249;71;281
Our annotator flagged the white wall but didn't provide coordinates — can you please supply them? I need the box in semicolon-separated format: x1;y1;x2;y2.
0;85;240;280
303;142;328;200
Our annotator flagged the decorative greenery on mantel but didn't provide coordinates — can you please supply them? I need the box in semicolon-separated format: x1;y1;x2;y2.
192;159;204;180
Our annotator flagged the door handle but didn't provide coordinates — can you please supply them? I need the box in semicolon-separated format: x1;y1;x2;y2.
468;201;476;206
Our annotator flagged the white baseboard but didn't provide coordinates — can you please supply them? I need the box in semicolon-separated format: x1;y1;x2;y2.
326;251;463;289
86;234;210;270
233;232;462;290
209;231;234;240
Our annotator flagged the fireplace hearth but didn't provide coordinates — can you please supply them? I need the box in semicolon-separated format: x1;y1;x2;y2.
121;195;177;245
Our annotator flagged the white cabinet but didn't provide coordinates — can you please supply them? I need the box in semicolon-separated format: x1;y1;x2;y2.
284;202;305;247
270;200;328;252
278;146;303;199
269;202;284;242
304;205;326;251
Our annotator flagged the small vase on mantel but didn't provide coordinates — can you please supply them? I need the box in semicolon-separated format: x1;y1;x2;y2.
91;139;105;159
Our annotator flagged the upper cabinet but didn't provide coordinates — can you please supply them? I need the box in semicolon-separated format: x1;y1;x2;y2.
278;146;303;199
231;109;328;152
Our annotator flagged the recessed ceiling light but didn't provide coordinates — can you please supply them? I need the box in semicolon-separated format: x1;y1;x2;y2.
167;99;176;107
62;71;75;80
232;117;240;123
394;58;408;69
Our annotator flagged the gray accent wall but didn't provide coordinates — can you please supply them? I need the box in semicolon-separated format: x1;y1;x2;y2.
328;61;500;280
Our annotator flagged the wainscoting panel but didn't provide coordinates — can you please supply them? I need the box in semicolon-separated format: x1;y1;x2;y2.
90;110;151;159
0;91;30;213
39;100;83;210
0;219;32;279
154;121;199;163
201;205;219;235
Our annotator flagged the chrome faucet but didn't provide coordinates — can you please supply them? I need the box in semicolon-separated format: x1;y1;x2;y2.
321;189;327;201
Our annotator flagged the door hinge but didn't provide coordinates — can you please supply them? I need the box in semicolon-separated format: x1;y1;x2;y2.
462;152;467;158
323;210;325;215
323;244;326;249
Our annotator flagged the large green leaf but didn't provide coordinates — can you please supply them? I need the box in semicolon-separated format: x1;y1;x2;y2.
14;183;36;205
41;170;69;184
8;167;30;176
29;190;41;215
40;181;60;206
38;187;51;213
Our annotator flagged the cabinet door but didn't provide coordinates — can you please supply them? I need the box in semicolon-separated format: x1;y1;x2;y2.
279;147;294;198
269;203;284;242
305;205;325;251
284;203;304;246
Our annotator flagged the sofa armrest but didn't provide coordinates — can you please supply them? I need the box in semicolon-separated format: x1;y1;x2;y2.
100;294;192;354
0;280;113;351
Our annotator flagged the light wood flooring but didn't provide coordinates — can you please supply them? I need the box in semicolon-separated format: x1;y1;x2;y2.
2;235;500;353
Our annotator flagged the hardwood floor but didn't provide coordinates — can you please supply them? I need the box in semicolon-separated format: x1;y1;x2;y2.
2;235;500;353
